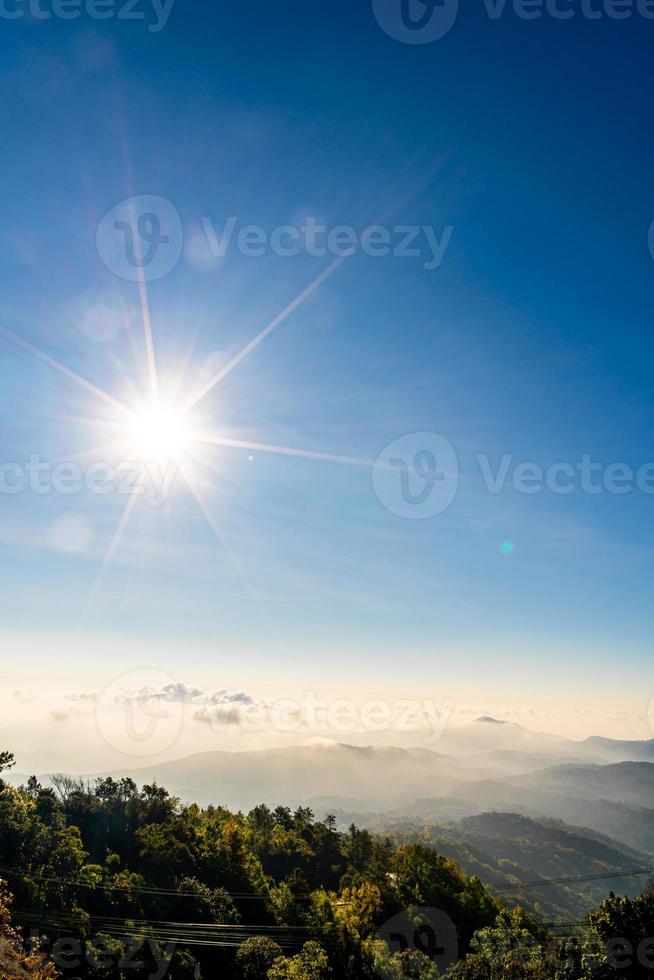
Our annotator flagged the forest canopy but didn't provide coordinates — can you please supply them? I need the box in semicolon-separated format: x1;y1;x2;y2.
0;763;650;979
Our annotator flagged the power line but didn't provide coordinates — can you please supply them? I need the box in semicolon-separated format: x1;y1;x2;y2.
494;866;654;890
16;910;312;933
0;864;274;901
13;909;329;952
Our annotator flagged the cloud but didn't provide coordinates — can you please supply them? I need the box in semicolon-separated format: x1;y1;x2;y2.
194;705;243;727
13;690;38;704
129;683;261;709
64;681;268;730
49;710;71;723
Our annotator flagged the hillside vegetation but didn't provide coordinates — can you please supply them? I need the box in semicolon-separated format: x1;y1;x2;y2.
2;752;654;979
384;811;650;922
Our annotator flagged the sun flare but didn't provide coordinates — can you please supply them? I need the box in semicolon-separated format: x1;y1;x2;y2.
0;248;363;611
126;402;189;463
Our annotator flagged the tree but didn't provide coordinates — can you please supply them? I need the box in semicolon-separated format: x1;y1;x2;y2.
274;806;294;830
236;936;283;979
391;844;499;951
446;909;549;979
363;938;440;980
268;940;331;980
293;808;315;834
0;881;57;979
579;888;654;979
176;876;240;924
0;751;15;774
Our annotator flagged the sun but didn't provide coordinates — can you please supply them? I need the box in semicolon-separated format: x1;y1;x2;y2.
0;249;366;608
126;401;189;463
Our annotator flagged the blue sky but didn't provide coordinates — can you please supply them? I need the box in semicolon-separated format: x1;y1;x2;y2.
1;0;653;752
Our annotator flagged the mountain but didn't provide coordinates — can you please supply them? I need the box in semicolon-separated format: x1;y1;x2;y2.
378;811;652;923
11;742;654;853
514;761;654;807
100;747;654;856
437;717;573;760
423;762;654;853
11;727;654;855
582;736;654;763
102;742;465;810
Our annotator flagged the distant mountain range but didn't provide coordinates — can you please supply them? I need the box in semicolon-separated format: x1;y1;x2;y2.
375;811;652;922
104;742;465;811
7;716;654;911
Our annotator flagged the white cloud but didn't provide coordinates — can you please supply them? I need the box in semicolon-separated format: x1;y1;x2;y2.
13;690;38;704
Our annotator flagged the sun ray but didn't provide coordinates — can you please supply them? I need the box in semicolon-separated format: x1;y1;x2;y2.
170;324;202;405
0;324;129;415
184;439;249;491
179;165;449;415
182;254;348;413
178;464;260;601
84;489;141;614
192;433;371;467
135;266;159;401
55;440;129;466
4;174;449;608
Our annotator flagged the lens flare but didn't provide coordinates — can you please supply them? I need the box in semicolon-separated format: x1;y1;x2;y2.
127;402;188;462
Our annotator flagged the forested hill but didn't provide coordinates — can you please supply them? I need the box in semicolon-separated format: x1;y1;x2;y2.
383;811;651;922
0;767;501;978
3;761;654;979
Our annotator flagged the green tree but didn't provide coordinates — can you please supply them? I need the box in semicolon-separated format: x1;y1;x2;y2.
447;909;549;979
580;888;654;979
236;935;284;979
268;940;331;980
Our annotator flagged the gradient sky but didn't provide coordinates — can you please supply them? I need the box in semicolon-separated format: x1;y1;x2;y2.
1;0;653;758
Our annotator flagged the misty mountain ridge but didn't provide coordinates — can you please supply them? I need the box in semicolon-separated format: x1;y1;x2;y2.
377;810;652;922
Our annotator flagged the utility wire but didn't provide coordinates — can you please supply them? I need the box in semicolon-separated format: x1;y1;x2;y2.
0;864;274;900
493;866;654;890
13;909;330;952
